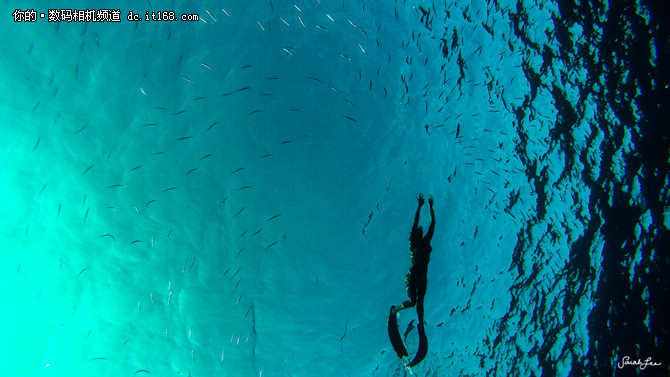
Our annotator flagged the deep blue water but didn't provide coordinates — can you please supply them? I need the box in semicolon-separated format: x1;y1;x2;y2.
1;0;668;376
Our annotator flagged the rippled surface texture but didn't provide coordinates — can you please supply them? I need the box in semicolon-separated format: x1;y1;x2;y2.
1;1;668;376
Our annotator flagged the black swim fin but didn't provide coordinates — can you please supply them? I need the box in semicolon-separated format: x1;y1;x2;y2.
387;306;409;358
407;322;427;367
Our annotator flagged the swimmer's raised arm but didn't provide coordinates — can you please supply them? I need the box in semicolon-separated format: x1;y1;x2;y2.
413;194;424;232
425;195;435;242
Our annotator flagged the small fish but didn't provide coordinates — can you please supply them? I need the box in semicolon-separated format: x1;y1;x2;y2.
259;154;273;159
181;76;193;83
265;241;278;250
233;207;246;217
344;116;357;123
175;136;192;141
107;184;125;189
205;122;217;132
206;9;217;22
200;62;212;70
173;110;186;115
240;64;254;69
185;167;198;175
77;268;89;278
145;200;156;208
237;186;253;190
33;136;40;151
248;109;263;116
200;154;213;160
129;165;142;172
220;267;231;279
128;240;143;246
280;140;292;144
82;165;94;175
230;268;241;280
231;167;245;175
266;214;281;221
152;106;168;110
142;123;158;127
163;187;177;192
243;306;253;319
74;125;87;134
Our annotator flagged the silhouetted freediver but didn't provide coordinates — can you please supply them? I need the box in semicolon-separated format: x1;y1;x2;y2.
388;194;434;367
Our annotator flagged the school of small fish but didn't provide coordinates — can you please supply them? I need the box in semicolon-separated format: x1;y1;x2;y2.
11;0;588;375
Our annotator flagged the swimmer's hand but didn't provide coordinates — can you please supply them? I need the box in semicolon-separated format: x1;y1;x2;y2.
417;194;425;206
428;195;434;206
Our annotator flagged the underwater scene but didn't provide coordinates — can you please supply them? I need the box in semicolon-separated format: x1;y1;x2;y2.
1;0;668;376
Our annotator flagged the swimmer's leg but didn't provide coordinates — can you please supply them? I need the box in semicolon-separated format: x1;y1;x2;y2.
398;273;419;312
388;305;409;357
408;320;428;367
396;299;415;312
408;294;428;367
388;272;419;358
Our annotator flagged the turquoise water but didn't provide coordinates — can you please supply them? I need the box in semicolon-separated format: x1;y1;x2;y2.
1;1;668;376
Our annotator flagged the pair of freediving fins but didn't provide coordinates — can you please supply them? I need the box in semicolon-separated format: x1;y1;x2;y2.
387;306;428;367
